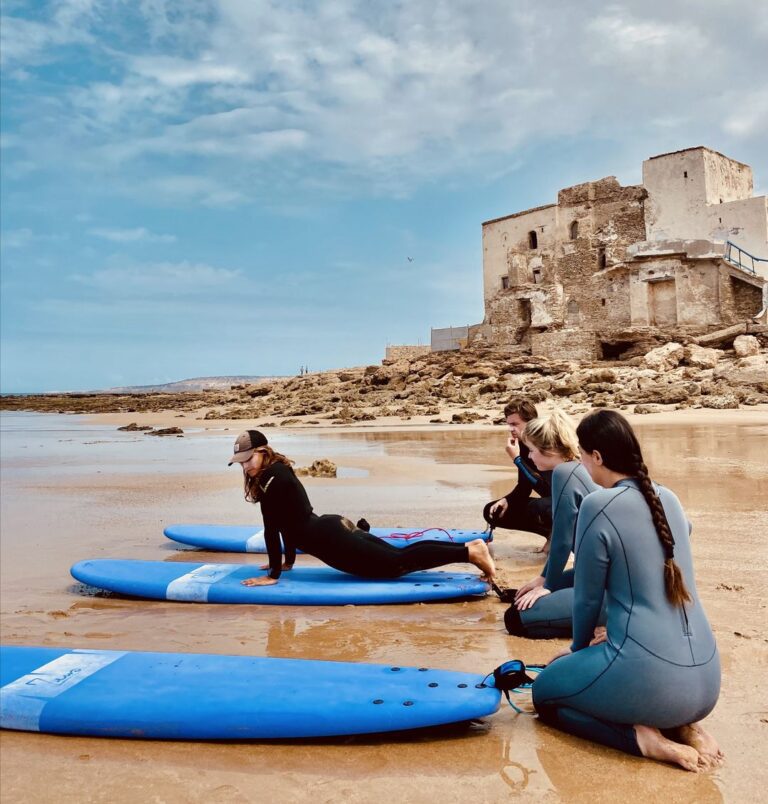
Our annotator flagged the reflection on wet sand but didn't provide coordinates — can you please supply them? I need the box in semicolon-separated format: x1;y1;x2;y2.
0;412;765;802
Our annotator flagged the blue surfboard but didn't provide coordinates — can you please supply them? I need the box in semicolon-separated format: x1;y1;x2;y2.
163;524;491;553
70;559;490;605
0;645;501;739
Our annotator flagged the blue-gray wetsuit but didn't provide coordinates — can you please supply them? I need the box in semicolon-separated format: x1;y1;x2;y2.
532;479;720;756
506;462;599;638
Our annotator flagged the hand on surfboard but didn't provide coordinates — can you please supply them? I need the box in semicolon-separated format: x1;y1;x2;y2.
241;576;279;586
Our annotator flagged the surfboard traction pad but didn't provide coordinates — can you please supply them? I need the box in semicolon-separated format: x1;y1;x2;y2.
0;646;502;739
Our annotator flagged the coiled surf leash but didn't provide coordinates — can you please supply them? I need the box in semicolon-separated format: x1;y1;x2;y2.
484;660;545;714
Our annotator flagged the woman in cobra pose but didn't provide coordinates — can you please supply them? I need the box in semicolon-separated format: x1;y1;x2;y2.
503;409;599;638
532;410;722;771
228;430;496;586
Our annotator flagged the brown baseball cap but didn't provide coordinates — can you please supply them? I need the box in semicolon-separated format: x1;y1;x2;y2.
228;430;268;465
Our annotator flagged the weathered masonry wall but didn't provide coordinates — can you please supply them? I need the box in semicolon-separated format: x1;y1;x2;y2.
477;146;768;359
384;345;430;361
644;148;768;262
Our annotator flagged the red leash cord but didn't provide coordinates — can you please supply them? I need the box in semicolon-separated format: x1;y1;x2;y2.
385;527;455;542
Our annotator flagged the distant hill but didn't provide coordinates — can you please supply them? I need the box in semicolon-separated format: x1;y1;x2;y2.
106;376;285;393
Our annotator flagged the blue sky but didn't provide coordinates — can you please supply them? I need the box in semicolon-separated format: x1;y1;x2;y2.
2;1;766;392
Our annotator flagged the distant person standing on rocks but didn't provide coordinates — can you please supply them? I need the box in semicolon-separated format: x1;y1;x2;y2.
483;398;553;549
228;430;496;585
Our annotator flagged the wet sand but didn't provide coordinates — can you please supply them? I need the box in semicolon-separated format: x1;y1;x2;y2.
1;410;767;802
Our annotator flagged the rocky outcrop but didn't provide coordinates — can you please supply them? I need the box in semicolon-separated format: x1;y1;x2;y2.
295;459;337;478
3;338;767;421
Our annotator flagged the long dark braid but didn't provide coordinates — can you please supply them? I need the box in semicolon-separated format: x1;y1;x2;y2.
576;410;691;606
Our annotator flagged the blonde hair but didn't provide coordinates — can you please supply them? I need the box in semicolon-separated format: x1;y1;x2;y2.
522;408;580;461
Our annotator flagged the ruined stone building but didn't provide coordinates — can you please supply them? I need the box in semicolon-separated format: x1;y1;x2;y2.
476;147;768;360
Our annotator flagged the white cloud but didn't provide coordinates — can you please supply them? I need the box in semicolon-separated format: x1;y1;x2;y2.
69;259;242;294
88;226;177;243
2;228;35;249
2;0;767;200
130;54;251;87
0;1;97;66
141;174;249;206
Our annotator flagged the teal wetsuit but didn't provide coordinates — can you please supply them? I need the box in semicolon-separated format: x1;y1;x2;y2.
506;461;599;638
532;480;720;755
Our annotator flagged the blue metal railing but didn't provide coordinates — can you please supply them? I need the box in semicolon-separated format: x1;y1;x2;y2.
724;241;767;276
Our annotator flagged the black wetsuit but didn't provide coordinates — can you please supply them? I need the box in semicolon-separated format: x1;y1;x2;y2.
259;462;471;579
483;442;552;538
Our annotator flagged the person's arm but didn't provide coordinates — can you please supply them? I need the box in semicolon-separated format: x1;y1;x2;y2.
570;503;611;652
282;533;296;569
261;470;285;579
506;444;548;501
544;466;580;591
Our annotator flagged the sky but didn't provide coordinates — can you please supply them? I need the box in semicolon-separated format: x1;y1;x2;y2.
1;1;767;392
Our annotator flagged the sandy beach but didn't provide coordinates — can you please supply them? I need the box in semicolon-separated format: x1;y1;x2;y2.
1;409;767;803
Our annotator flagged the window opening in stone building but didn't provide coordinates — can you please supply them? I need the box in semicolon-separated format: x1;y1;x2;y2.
683;171;688;178
601;341;633;360
566;299;580;326
569;221;578;240
532;268;542;284
597;247;607;270
601;299;606;306
528;231;538;249
501;276;510;289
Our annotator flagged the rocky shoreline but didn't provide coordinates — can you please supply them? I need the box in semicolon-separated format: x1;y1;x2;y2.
3;337;766;425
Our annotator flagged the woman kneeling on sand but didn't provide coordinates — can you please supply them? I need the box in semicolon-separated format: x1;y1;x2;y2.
532;410;723;772
503;408;599;639
228;430;495;586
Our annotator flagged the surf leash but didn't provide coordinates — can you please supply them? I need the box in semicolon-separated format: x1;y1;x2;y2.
386;527;455;542
484;660;545;714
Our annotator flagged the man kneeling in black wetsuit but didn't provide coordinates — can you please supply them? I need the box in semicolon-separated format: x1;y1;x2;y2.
483;398;552;550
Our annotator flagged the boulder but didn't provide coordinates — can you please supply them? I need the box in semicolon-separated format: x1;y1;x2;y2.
643;343;684;372
701;395;739;410
245;384;272;397
713;355;768;388
733;335;760;358
634;404;663;414
684;345;723;369
295;459;337;478
149;427;184;436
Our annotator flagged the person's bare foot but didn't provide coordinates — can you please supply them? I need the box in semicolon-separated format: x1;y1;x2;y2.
668;723;724;770
467;539;496;581
635;725;700;772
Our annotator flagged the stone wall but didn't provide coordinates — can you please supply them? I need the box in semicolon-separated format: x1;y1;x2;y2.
530;330;599;361
480;147;767;352
384;345;430;361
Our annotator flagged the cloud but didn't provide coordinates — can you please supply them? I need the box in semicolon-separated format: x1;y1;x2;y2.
2;0;767;201
88;226;177;243
130;54;251;88
0;1;97;66
69;259;242;296
2;228;35;249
